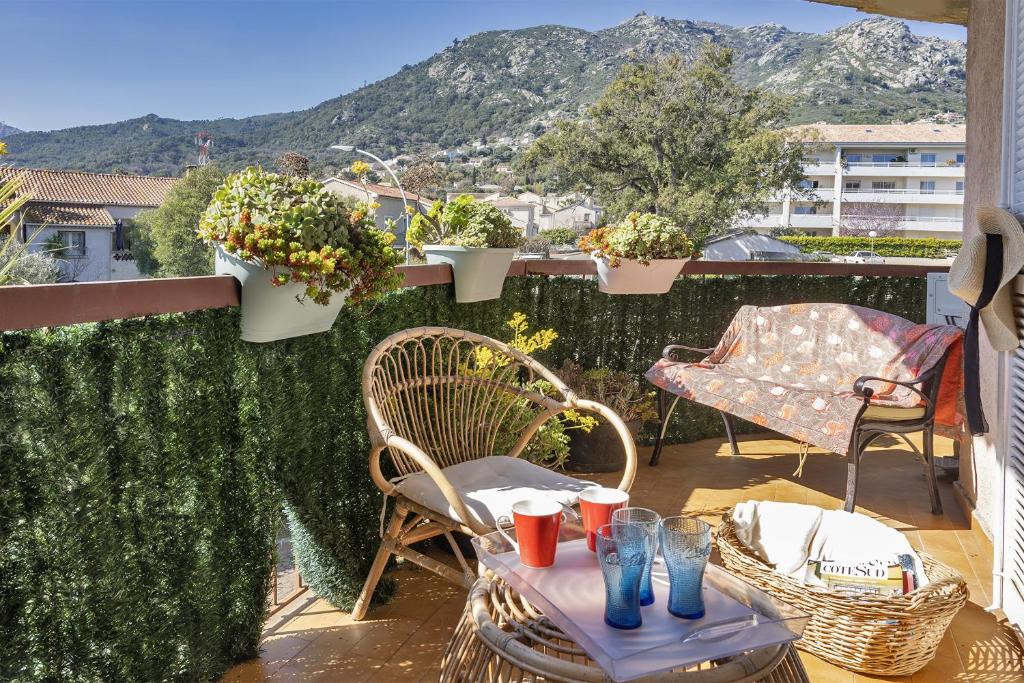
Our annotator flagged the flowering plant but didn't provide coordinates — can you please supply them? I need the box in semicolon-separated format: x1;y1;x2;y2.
199;167;402;306
578;212;694;266
407;194;524;251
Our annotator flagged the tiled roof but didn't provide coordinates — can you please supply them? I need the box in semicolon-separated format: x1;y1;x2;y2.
489;197;535;208
23;202;117;227
788;123;966;145
0;167;177;206
324;177;425;202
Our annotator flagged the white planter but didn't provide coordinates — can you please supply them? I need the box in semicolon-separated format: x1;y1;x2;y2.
424;246;516;303
593;256;687;295
216;245;346;343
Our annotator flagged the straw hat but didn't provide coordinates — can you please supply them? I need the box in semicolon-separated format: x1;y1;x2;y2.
948;207;1024;351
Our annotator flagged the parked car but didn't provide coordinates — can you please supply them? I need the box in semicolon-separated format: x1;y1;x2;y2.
843;250;885;264
808;251;840;262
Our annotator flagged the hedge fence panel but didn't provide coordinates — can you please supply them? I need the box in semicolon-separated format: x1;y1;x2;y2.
779;235;961;258
0;274;927;682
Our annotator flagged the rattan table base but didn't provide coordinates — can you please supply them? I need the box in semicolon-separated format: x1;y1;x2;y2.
440;575;810;683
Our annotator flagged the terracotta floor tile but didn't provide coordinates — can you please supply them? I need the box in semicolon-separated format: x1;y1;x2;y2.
221;435;1024;683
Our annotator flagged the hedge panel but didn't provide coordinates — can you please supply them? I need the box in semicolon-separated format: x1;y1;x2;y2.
779;236;960;258
0;274;927;681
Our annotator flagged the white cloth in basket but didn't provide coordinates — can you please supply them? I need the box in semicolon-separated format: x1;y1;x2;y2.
732;500;928;587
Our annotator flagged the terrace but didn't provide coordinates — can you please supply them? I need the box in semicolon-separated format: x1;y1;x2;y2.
2;258;1022;682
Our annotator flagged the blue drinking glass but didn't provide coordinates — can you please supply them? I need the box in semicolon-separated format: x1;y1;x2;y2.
658;516;712;619
611;507;661;606
595;522;647;630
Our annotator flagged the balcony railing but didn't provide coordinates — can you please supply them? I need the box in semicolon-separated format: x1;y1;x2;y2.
843;188;964;195
841;215;963;223
845;161;965;168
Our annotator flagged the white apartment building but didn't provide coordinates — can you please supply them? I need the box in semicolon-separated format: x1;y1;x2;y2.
741;123;966;239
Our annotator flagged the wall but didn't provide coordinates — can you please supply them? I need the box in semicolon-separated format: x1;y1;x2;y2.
960;0;1008;539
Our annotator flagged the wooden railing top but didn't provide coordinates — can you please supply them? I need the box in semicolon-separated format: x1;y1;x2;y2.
0;259;948;332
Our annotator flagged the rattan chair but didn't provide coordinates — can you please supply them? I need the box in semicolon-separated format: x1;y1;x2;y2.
352;327;638;621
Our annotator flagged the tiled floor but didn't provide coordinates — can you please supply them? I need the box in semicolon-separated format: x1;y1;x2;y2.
222;435;1024;682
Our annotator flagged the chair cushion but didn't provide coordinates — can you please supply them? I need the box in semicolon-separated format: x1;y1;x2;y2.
862;405;927;421
393;456;599;529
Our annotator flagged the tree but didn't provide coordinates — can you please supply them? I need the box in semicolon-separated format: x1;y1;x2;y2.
131;165;226;277
838;203;906;237
275;152;311;178
400;158;443;199
520;46;810;245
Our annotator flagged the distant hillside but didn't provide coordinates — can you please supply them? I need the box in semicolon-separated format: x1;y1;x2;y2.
4;15;966;176
0;123;24;137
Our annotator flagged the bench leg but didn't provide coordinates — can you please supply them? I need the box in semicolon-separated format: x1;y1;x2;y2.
720;411;740;455
922;425;943;515
844;433;864;513
649;390;679;467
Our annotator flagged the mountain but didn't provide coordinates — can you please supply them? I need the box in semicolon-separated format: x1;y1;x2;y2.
3;15;966;176
0;123;24;137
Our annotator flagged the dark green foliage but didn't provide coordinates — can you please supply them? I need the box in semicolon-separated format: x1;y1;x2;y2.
780;236;961;258
0;274;927;681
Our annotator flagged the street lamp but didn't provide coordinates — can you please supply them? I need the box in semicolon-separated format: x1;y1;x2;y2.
868;230;878;254
330;144;412;262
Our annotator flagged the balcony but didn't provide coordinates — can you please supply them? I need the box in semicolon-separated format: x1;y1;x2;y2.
2;261;1019;683
841;215;964;234
788;213;833;229
843;162;965;178
841;188;965;205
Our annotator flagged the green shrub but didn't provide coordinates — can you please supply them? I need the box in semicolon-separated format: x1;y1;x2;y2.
407;195;525;251
0;273;928;681
779;236;961;258
538;227;578;245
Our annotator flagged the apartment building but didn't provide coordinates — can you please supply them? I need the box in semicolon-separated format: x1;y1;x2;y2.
741;123;966;239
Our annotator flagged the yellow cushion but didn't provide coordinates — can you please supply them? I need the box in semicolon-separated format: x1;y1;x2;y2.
862;405;926;421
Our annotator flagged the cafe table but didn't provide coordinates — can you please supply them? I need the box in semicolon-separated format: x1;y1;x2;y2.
440;571;810;683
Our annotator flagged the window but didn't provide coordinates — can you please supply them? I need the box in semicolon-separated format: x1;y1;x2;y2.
956;181;965;194
920;153;936;164
872;181;896;191
797;179;819;189
919;181;936;194
58;230;86;258
844;181;861;190
845;154;863;163
872;153;898;163
793;206;817;215
956;153;966;165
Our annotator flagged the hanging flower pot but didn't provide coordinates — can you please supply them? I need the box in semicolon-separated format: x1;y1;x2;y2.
215;245;348;343
199;168;402;343
579;213;695;296
424;246;517;303
593;255;688;295
408;194;525;303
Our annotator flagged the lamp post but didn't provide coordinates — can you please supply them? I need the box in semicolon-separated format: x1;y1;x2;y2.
868;230;878;254
330;144;411;262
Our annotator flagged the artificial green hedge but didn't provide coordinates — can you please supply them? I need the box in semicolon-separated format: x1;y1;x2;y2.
0;274;927;682
779;236;960;258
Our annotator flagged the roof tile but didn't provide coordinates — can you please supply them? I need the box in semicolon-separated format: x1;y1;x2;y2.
0;168;177;206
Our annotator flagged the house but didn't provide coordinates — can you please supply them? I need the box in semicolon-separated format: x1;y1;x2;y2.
535;195;602;232
700;230;805;261
486;197;538;236
2;167;177;282
322;177;429;248
740;123;966;239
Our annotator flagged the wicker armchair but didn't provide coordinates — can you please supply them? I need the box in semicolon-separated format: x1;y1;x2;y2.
352;327;637;621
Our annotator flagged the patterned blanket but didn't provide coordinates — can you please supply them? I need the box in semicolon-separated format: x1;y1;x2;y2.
645;304;964;455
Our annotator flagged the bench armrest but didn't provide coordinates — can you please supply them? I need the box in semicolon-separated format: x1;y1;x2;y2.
853;373;933;411
662;344;715;361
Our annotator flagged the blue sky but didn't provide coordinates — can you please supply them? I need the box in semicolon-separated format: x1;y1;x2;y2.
4;0;967;132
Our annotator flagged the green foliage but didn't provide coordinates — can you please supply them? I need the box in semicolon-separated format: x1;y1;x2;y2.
199;168;402;305
521;48;810;245
538;227;578;245
779;236;961;258
407;195;525;251
558;361;658;423
579;213;694;265
131;164;226;277
0;273;928;682
0;171;45;285
520;236;550;255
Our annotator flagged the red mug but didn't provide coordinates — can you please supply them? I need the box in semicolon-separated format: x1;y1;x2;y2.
497;500;576;568
579;487;630;551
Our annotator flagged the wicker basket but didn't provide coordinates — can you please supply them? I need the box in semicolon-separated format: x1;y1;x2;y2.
716;513;968;676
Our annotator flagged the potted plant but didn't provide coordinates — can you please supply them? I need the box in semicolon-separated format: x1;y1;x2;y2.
198;167;402;343
558;361;658;472
407;194;525;303
579;213;694;294
519;236;551;260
